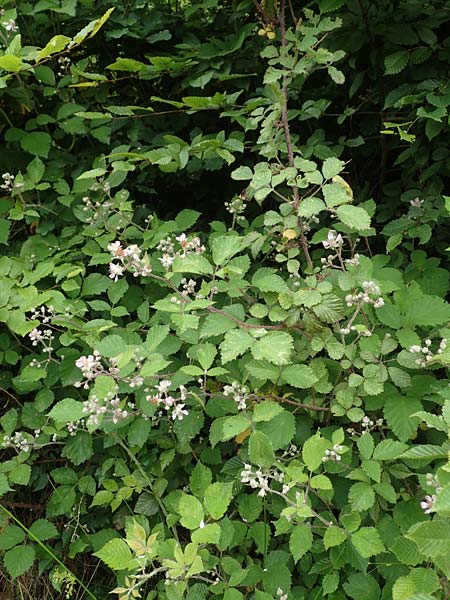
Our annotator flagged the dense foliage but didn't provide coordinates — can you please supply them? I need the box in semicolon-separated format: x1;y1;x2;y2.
1;0;450;598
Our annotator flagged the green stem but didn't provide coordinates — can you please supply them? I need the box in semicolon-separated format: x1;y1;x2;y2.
0;504;98;600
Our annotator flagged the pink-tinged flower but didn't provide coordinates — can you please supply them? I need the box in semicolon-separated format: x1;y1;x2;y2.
420;494;436;514
29;328;44;345
107;241;124;257
123;244;141;260
109;262;124;281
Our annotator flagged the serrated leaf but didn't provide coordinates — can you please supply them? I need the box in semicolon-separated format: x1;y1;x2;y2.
349;482;375;511
48;398;84;422
351;527;385;558
252;332;293;365
324;526;347;549
252;401;284;422
372;439;408;460
249;430;274;467
204;482;233;519
281;364;318;388
336;205;371;230
302;433;329;471
172;253;213;275
220;329;253;363
407;520;450;557
405;295;450;326
252;268;288;292
3;545;35;579
385;51;409;75
289;525;313;562
211;235;242;265
0;526;25;550
94;538;132;570
178;494;204;530
384;395;421;441
29;519;58;541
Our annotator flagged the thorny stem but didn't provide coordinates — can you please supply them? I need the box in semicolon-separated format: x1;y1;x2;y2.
279;0;314;271
259;392;329;412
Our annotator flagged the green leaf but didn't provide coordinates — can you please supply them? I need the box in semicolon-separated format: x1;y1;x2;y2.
400;445;448;461
211;235;242;265
29;519;58;541
349;482;375;511
231;166;253;180
302;433;329;471
96;335;128;358
249;430;274;467
281;364;318;388
405;295;450;326
407;520;450;557
322;157;345;180
352;527;386;558
0;55;22;72
204;482;233;519
21;132;52;158
385;51;409;75
251;332;293;365
36;35;71;61
48;398;84;423
336;205;371;230
94;538;133;570
172;254;213;275
220;329;253;363
289;525;313;562
384;394;421;441
178;494;204;529
0;526;26;550
324;526;347;549
252;401;284;422
3;545;35;579
107;58;147;72
252;268;288;293
357;433;374;460
210;414;250;446
344;573;381;600
372;439;408;460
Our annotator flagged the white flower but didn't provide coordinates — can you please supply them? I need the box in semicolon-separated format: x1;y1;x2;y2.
2;19;18;32
410;197;424;207
409;345;421;353
109;262;124;281
172;403;188;420
322;230;343;250
159;254;174;269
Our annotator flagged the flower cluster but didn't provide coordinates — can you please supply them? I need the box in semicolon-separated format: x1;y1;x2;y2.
157;233;205;270
225;193;247;224
347;415;383;435
223;381;250;410
146;380;189;421
57;55;71;76
108;241;152;281
277;589;288;600
82;391;129;426
322;444;345;462
1;172;22;192
240;464;284;497
2;431;34;453
409;338;447;367
345;281;384;309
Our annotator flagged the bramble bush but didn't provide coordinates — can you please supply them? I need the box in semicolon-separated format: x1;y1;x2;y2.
1;0;450;599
